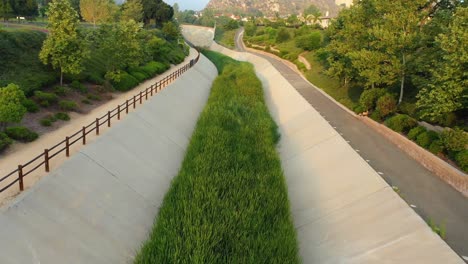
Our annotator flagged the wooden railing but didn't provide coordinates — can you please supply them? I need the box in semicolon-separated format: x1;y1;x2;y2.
0;53;201;194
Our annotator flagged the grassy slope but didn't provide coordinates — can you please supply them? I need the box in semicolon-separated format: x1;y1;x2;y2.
0;29;56;96
215;28;237;49
302;52;362;110
134;50;299;263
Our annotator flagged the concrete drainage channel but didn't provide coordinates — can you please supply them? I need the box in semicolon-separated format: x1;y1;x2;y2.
0;55;218;263
181;26;464;263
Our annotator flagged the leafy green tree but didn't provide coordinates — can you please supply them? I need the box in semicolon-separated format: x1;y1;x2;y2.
96;20;143;81
275;27;290;43
416;6;468;120
10;0;38;17
141;0;173;26
0;83;27;129
40;0;88;86
80;0;117;26
162;21;179;40
244;21;257;36
0;0;13;21
121;0;143;22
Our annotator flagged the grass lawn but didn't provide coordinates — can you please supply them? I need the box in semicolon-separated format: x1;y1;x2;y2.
134;50;299;263
302;51;362;110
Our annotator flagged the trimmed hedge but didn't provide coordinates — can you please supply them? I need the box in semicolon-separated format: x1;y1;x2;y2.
416;131;439;149
408;126;427;141
112;72;139;91
34;91;58;107
385;114;417;133
5;126;39;142
455;150;468;172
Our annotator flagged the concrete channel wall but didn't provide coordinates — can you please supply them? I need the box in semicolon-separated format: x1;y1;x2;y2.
0;55;217;264
180;26;463;263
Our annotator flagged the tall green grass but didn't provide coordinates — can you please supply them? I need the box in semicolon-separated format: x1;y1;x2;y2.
134;50;299;263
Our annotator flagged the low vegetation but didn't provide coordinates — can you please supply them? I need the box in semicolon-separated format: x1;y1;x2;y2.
134;50;299;263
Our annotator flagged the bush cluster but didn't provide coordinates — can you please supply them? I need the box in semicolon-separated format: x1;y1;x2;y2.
22;99;40;113
5;126;39;142
34;91;58;107
0;132;13;152
70;80;87;94
385;114;417;133
59;100;78;111
416;131;439;149
408;126;427;140
112;72;139;91
359;88;387;111
55;112;70;121
39;114;58;127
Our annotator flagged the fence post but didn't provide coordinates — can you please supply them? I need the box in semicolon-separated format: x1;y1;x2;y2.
107;111;111;127
151;85;154;96
18;165;23;191
44;149;50;172
146;89;148;100
96;118;100;135
66;136;70;157
118;105;121;120
126;100;129;114
133;95;136;109
82;126;86;145
139;91;142;104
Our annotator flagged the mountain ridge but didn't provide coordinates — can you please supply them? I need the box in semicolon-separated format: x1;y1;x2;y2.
205;0;340;16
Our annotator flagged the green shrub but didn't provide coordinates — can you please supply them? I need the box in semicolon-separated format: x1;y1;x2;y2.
112;72;139;91
416;131;440;149
55;112;70;121
440;128;468;152
81;98;92;104
86;94;102;101
141;61;168;76
129;71;148;83
295;32;321;51
59;100;78;111
5;126;38;142
70;80;87;93
359;88;387;111
0;132;13;152
34;91;58;107
22;99;40;113
39;118;52;127
353;104;366;114
429;140;445;154
455;150;468;172
385;114;418;133
376;94;397;118
408;126;427;141
87;73;105;85
398;102;417;116
370;110;383;122
54;86;68;96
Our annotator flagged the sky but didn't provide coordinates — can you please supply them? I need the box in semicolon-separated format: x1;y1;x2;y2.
164;0;210;11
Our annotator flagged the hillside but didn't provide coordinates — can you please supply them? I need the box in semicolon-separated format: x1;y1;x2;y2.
206;0;340;16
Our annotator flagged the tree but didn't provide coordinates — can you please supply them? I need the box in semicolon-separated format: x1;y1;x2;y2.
162;21;179;40
95;20;143;81
0;0;13;21
40;0;88;86
80;0;116;26
417;6;468;120
140;0;173;26
0;83;26;129
121;0;143;22
10;0;38;17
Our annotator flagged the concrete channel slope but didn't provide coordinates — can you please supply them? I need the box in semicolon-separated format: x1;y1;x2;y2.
0;55;217;263
181;25;463;263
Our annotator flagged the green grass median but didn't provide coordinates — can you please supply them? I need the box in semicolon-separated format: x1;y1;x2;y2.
134;50;299;263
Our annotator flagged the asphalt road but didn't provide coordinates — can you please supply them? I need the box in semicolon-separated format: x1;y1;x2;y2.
235;29;468;260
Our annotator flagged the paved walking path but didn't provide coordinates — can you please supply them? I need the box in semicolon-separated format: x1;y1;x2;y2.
234;29;468;260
